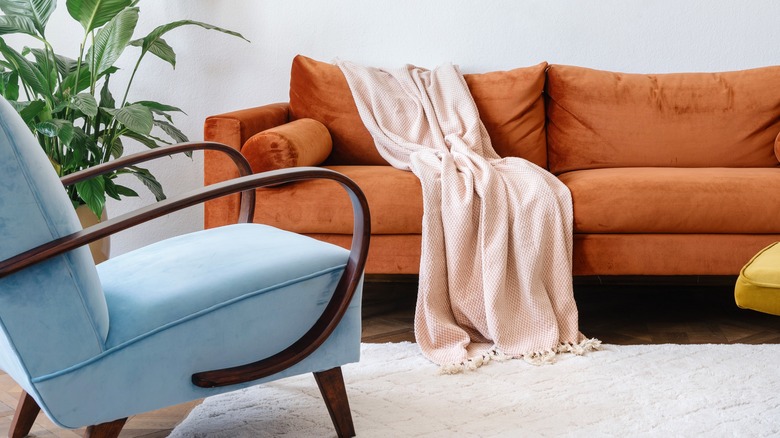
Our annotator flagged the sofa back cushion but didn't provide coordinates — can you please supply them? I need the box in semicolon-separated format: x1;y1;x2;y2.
289;55;549;167
546;64;780;174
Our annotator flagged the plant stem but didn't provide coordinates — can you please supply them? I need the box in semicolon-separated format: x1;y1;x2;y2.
67;34;90;121
43;40;63;101
120;53;145;108
31;35;58;106
89;31;97;96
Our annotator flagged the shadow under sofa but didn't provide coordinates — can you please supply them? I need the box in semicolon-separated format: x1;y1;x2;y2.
204;55;780;278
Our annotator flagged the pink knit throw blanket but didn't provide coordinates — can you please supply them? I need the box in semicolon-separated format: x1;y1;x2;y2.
337;60;598;372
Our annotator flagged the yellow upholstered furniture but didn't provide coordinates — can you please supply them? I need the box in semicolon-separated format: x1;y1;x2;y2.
735;243;780;316
204;55;780;277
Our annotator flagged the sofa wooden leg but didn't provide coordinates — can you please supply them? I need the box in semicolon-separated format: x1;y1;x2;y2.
9;391;40;438
83;418;127;438
314;367;356;438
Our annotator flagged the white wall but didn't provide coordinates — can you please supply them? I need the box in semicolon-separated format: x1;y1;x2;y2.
41;0;780;255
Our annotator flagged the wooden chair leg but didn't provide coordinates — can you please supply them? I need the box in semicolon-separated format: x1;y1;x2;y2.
9;391;40;438
83;418;127;438
313;367;355;438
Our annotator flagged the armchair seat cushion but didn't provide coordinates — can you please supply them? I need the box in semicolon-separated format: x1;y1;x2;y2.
559;167;780;234
31;223;360;427
97;223;350;348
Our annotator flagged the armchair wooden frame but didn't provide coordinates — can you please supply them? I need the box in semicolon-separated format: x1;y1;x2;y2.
1;142;370;438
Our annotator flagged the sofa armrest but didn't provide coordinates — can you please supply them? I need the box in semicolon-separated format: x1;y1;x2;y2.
204;103;289;228
241;118;332;173
204;103;290;150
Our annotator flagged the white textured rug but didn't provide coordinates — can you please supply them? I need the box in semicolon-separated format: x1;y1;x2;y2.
170;342;780;437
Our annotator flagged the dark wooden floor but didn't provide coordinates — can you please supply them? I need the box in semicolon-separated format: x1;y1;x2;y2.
361;275;780;345
2;276;779;437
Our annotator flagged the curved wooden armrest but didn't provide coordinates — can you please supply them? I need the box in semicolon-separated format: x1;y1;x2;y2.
0;166;371;388
61;141;257;223
191;167;370;387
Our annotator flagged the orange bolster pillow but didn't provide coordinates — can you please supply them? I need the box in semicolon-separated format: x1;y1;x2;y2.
241;118;333;173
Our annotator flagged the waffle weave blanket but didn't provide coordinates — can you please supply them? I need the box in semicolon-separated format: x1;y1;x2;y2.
337;60;595;371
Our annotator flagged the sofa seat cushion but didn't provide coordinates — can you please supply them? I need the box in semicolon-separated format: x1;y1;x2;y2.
254;165;423;235
559;167;780;233
97;223;350;349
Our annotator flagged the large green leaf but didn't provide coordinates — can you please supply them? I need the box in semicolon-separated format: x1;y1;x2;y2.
28;48;75;79
135;20;247;64
134;100;184;114
104;103;152;135
103;176;121;200
129;36;175;68
65;0;133;33
0;69;18;99
127;165;164;201
32;49;78;78
58;64;89;96
153;118;187;143
75;176;105;217
56;54;78;74
35;118;75;146
66;126;92;166
15;99;45;123
0;15;37;36
27;46;57;94
135;99;184;122
99;74;114;108
104;177;137;200
70;92;97;116
121;129;159;149
113;183;137;197
59;64;116;96
86;7;137;75
0;37;49;97
0;0;56;35
107;134;122;158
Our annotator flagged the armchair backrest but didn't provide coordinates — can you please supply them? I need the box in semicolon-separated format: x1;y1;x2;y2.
0;97;108;388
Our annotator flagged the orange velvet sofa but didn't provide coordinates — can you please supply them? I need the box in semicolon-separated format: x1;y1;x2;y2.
204;55;780;277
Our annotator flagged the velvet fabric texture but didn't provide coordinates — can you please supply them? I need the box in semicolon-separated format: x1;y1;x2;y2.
203;103;291;229
204;59;780;277
36;224;359;427
1;97;363;429
559;167;780;234
310;234;422;275
252;165;423;235
289;55;549;167
572;234;780;276
313;233;780;277
775;132;780;163
0;97;108;386
735;242;780;316
546;65;780;174
241;118;332;173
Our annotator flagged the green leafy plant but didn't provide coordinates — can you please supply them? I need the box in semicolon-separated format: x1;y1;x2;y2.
0;0;247;217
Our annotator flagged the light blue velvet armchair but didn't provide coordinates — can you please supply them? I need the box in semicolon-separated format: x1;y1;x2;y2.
0;96;369;438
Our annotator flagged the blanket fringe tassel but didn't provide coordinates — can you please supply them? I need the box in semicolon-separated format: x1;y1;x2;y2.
439;338;602;375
